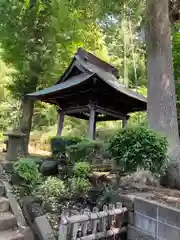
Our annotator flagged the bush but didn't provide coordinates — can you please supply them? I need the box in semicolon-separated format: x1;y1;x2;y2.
107;126;168;177
67;140;106;163
14;158;41;185
41;177;66;199
69;177;91;197
39;177;66;212
73;162;92;178
50;136;82;158
13;158;42;196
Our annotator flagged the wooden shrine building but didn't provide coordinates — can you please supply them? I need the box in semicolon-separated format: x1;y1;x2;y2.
27;48;147;139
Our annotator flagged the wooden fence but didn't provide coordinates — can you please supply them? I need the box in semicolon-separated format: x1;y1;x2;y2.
59;203;127;240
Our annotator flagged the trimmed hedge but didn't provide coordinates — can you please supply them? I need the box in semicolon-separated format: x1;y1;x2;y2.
67;140;107;164
107;126;168;177
50;136;83;158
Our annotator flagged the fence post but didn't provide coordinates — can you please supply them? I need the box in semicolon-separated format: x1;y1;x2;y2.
92;207;99;234
81;208;90;236
71;222;79;240
116;202;123;228
59;212;68;240
58;202;127;240
101;205;108;232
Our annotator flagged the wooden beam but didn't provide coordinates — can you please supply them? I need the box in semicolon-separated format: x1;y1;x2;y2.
96;115;119;121
66;113;89;120
122;118;127;128
67;113;119;121
95;105;126;120
122;115;130;128
57;110;64;136
64;106;89;114
88;105;96;140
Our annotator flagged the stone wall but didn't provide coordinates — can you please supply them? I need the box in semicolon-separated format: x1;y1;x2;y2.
119;193;180;240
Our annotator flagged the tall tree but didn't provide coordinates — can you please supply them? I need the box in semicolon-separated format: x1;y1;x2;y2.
0;0;55;154
0;0;103;154
172;23;180;128
146;0;180;188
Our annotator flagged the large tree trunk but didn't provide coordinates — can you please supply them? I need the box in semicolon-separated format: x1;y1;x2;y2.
146;0;180;188
19;98;34;156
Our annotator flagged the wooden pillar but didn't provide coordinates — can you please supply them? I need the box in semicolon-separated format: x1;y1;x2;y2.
88;105;96;140
57;110;65;136
122;115;129;128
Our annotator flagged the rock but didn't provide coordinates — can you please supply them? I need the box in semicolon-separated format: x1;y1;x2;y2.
32;158;43;166
120;170;160;188
40;160;59;176
89;174;111;186
161;162;180;189
34;215;55;240
10;174;26;185
22;196;44;222
22;196;44;240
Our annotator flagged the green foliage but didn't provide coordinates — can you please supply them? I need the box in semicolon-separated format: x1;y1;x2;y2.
50;136;83;158
73;162;92;178
41;177;66;199
172;23;180;129
107;126;168;177
39;176;66;212
14;158;41;184
13;158;42;196
0;0;56;98
0;0;105;136
68;161;92;197
67;140;105;163
32;102;58;130
102;16;146;87
68;177;91;197
96;186;116;207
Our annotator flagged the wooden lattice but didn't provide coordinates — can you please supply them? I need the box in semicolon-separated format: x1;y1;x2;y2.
59;203;127;240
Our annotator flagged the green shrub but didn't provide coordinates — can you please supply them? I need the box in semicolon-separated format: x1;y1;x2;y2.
107;126;168;177
14;158;41;185
67;140;106;163
97;186;117;207
50;136;83;158
39;177;66;212
41;177;66;199
73;162;92;178
69;177;91;197
13;158;42;196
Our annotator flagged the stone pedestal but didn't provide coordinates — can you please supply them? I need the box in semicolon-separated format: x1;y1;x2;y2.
3;131;26;162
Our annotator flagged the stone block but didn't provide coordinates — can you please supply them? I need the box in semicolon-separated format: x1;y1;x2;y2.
127;225;155;240
0;212;17;231
0;183;5;197
0;230;24;240
20;226;34;240
134;212;156;236
119;194;135;211
158;222;180;240
158;203;180;228
128;211;134;225
34;215;55;240
3;181;27;228
134;198;157;219
0;197;9;212
0;161;14;172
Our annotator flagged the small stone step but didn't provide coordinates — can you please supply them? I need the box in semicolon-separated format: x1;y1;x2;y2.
0;212;17;231
0;184;5;197
0;197;9;212
0;229;24;240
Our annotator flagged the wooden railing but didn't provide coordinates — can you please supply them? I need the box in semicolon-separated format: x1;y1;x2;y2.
59;203;127;240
